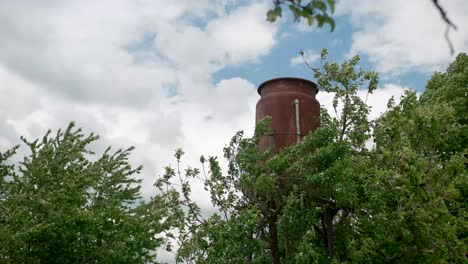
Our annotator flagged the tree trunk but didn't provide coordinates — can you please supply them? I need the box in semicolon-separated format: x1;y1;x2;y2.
245;230;253;263
268;212;280;264
325;208;335;259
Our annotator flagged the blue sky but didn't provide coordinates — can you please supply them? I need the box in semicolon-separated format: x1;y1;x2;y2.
214;8;434;92
0;1;467;261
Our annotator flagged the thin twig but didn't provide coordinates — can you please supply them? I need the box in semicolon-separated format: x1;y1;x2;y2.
432;0;457;30
200;162;208;181
300;50;315;71
432;0;458;55
444;25;455;55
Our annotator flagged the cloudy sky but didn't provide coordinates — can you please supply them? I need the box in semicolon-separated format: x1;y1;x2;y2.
1;0;467;223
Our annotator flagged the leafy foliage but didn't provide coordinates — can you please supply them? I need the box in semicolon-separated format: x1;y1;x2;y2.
153;51;467;263
349;88;466;263
0;123;164;263
267;0;335;31
1;52;466;263
420;53;467;124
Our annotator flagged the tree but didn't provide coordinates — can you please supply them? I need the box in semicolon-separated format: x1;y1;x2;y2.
267;0;459;54
420;53;467;124
0;123;165;263
267;0;336;31
154;51;466;263
2;53;464;263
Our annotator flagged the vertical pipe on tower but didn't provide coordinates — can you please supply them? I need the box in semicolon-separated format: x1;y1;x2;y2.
294;99;300;143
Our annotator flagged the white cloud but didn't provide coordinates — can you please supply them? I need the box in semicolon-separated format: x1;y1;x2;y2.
337;0;468;75
0;0;276;106
209;78;257;119
0;0;176;105
0;66;42;119
0;66;45;150
0;3;275;249
290;50;320;67
208;3;277;64
317;83;408;121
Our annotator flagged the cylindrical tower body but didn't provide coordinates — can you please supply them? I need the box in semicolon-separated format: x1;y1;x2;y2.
256;77;320;152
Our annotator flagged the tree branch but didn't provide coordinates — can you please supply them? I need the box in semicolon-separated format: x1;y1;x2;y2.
300;50;315;71
432;0;457;30
431;0;458;55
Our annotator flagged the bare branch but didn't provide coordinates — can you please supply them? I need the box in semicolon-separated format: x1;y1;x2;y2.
444;25;455;55
432;0;458;55
432;0;457;30
300;50;314;71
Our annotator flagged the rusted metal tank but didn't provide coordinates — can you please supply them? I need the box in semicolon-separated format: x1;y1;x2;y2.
256;77;320;152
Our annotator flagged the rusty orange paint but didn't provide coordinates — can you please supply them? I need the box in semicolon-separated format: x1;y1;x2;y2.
256;77;320;153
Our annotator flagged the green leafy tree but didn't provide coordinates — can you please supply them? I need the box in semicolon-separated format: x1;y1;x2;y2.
154;51;466;263
0;123;165;264
267;0;336;31
420;53;467;125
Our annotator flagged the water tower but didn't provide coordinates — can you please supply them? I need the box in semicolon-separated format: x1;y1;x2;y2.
256;77;320;152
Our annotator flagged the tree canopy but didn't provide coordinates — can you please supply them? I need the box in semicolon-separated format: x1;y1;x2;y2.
0;124;164;263
1;53;466;263
154;51;467;263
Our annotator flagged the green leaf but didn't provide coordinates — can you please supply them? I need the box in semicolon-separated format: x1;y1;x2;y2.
327;0;335;13
316;14;325;27
320;15;335;31
328;17;336;31
312;0;327;12
289;5;301;21
266;6;282;22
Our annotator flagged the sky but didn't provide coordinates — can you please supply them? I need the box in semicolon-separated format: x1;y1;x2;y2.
1;0;467;260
